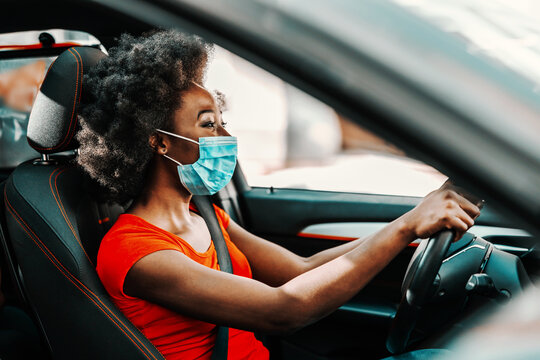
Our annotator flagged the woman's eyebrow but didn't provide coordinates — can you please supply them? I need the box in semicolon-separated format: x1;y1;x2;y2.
197;109;215;119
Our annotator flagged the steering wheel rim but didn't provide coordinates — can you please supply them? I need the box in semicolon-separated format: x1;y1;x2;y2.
386;230;455;354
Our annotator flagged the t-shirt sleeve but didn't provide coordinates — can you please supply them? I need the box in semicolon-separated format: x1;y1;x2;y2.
97;229;179;301
212;204;231;229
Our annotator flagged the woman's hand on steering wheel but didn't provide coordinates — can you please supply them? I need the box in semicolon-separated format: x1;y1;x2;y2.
401;180;482;242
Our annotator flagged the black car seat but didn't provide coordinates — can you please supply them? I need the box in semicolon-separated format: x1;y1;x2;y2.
1;47;165;360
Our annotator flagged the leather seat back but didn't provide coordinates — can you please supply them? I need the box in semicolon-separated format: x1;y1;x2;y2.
2;47;164;360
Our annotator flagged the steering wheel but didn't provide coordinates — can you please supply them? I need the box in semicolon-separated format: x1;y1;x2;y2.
386;230;455;354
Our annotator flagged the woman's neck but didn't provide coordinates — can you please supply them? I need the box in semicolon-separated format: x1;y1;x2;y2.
127;159;196;232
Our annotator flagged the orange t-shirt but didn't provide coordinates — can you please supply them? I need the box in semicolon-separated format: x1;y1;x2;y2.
96;204;270;360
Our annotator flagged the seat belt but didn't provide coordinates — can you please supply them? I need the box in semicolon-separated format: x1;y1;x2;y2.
192;195;232;360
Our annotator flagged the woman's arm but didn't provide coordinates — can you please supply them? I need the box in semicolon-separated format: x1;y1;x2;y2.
124;185;480;334
226;221;368;287
229;182;481;287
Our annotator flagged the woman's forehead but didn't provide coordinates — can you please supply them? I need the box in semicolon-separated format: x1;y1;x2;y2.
184;83;217;108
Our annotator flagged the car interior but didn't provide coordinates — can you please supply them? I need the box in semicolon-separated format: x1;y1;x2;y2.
1;3;540;360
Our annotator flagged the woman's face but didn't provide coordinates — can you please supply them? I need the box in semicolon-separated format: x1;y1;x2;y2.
165;83;230;165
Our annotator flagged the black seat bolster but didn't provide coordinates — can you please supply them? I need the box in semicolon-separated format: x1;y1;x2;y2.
0;181;28;307
3;160;164;360
1;180;53;357
77;191;124;265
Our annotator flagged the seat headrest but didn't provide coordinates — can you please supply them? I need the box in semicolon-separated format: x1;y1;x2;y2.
27;47;106;154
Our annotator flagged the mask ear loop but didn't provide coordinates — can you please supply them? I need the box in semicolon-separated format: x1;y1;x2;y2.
162;153;184;168
156;129;200;145
162;153;192;193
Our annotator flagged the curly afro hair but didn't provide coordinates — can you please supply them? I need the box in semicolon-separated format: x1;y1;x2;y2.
77;30;213;203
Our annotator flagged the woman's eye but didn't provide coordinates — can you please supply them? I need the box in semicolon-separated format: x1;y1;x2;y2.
203;121;216;128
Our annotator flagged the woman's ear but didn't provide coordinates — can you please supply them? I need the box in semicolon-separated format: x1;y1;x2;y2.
149;134;168;154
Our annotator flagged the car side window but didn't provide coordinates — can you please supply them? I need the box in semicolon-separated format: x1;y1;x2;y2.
206;47;447;197
0;29;103;170
0;57;53;168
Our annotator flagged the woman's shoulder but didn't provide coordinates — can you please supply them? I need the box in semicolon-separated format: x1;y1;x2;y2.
98;214;179;266
96;214;183;296
101;214;163;244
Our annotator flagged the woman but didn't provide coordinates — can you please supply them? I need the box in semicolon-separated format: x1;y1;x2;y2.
77;30;480;359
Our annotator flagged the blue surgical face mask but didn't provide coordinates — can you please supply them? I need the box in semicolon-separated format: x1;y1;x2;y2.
156;129;237;195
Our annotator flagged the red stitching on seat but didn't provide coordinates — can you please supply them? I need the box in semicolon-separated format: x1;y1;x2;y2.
3;187;160;360
32;48;82;152
48;167;93;265
61;47;85;148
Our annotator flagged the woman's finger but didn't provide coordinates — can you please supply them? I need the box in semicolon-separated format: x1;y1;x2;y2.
446;215;470;234
454;206;475;229
455;194;481;219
